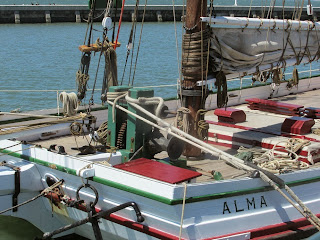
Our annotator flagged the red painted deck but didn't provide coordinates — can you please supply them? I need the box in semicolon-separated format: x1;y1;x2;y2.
114;158;202;184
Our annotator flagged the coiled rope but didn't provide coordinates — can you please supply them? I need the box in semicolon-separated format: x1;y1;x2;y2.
237;138;310;174
175;107;191;133
96;121;108;145
182;27;211;86
195;109;209;140
59;92;78;117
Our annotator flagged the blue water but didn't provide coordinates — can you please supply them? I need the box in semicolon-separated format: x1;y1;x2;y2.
1;22;184;112
1;19;318;113
1;0;320;113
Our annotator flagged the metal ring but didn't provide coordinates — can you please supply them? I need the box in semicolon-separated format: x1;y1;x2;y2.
76;183;99;207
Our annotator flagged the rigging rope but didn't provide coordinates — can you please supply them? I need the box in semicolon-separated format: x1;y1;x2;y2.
114;0;126;50
131;0;148;86
101;40;118;103
0;180;64;215
76;53;91;101
179;183;187;240
120;0;139;85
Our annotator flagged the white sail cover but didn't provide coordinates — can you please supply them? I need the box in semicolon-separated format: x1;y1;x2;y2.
210;23;320;75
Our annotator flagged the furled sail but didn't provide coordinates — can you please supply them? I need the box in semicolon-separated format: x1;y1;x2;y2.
202;16;320;77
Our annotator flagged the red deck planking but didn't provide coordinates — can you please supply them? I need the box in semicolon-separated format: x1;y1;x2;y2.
114;158;202;184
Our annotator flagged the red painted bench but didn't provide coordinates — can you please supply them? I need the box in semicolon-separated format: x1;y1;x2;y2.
114;158;202;184
281;116;315;135
245;98;304;116
214;108;246;123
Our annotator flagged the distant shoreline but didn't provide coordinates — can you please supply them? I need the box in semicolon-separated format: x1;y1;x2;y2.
0;4;318;24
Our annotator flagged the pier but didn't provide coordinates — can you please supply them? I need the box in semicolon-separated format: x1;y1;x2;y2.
0;5;319;24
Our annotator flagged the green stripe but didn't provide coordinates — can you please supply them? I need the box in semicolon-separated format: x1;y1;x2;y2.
1;148;320;205
1;149;76;175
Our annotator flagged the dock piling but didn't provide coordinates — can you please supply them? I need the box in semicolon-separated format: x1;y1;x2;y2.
0;5;319;24
156;11;163;22
45;11;51;23
75;11;81;23
14;11;20;24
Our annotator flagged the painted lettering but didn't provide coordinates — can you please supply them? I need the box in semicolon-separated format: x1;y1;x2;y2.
234;200;244;212
223;202;231;214
246;197;256;210
260;196;267;208
222;196;267;214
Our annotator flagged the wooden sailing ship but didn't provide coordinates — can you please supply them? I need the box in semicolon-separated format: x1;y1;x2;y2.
1;0;320;239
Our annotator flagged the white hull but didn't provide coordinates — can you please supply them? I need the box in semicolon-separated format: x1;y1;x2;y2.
1;137;320;239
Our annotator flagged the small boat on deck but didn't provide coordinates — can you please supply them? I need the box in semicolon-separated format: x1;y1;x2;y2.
1;0;320;239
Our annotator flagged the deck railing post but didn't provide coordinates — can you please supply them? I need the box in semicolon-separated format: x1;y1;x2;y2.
57;91;60;116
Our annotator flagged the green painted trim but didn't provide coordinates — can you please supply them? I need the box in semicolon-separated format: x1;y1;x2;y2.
0;149;77;175
1;148;320;205
92;176;173;205
0;148;172;204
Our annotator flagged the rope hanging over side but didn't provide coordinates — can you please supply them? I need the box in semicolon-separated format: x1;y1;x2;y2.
287;67;299;89
271;68;283;85
59;92;79;117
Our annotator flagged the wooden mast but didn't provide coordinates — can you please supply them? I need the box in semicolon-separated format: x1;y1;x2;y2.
181;0;208;157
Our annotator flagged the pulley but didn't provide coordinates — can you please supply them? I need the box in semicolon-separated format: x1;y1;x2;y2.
102;17;113;30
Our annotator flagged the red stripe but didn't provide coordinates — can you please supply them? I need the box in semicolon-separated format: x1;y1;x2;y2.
44;196;180;240
207;213;320;240
44;196;320;240
76;204;180;240
207;121;320;162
